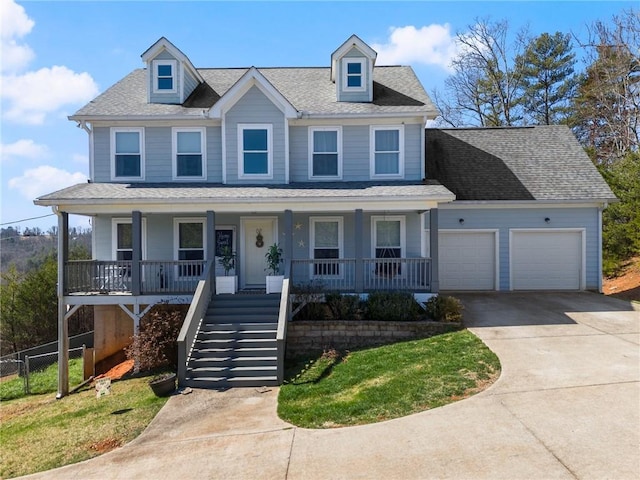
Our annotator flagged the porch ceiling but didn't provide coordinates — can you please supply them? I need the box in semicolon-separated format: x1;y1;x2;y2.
35;181;455;214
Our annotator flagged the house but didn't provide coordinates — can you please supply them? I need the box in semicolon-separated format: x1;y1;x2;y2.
35;35;615;395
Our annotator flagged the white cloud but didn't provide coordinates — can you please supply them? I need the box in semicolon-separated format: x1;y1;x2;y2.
372;25;459;71
0;139;49;163
2;66;99;125
0;0;99;124
0;0;35;73
8;165;87;200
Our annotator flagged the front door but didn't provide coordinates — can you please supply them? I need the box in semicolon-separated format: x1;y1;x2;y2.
241;217;278;288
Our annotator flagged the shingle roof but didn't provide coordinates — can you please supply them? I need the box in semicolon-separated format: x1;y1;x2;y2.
35;181;454;205
71;66;436;118
425;125;617;202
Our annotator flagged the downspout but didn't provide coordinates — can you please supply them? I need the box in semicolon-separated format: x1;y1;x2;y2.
76;121;94;181
598;203;606;293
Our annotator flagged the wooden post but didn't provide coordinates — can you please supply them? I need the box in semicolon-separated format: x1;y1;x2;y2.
284;210;293;276
207;211;216;284
429;208;439;293
56;211;69;399
355;209;364;293
132;211;142;296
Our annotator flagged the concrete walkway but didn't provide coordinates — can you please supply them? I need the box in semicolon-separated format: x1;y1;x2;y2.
23;293;639;479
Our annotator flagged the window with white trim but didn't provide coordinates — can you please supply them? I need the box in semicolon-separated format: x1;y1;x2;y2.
238;124;272;178
342;58;366;91
309;127;341;179
370;126;404;178
372;216;406;276
111;128;144;180
173;127;205;179
112;218;147;261
153;60;177;93
174;219;205;278
310;217;343;277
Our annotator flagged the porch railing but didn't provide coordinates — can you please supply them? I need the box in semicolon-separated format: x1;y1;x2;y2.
290;257;431;292
64;260;207;295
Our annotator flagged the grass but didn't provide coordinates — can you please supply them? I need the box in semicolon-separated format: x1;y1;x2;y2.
0;358;84;401
0;374;169;478
278;330;500;428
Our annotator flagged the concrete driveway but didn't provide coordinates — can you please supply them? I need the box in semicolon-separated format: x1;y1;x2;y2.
22;293;639;480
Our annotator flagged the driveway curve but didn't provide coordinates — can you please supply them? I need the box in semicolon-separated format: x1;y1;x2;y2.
21;293;639;480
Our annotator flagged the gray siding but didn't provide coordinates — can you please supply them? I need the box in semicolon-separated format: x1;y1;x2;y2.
225;86;286;184
435;207;601;290
404;123;422;180
183;69;199;101
207;126;223;182
145;127;171;182
149;50;181;104
336;47;371;103
93;127;110;182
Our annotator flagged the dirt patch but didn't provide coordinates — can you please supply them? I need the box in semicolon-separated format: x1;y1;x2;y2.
95;359;134;381
603;257;640;302
88;437;122;454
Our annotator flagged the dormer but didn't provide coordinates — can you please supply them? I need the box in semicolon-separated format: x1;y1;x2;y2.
141;37;204;105
330;34;377;103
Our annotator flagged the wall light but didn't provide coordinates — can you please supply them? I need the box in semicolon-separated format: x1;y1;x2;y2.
459;218;465;224
545;217;551;224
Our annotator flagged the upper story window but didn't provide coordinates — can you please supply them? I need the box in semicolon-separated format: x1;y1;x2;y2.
309;127;342;179
153;60;177;93
342;58;366;92
238;124;272;179
111;128;144;180
173;127;206;180
370;125;404;178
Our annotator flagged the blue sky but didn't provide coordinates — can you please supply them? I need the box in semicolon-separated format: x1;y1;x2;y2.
0;0;633;232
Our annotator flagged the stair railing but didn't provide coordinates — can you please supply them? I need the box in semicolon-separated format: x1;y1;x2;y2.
276;260;292;384
177;259;214;387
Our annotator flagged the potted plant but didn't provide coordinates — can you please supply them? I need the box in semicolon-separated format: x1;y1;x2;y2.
149;372;177;397
265;243;284;294
216;246;237;294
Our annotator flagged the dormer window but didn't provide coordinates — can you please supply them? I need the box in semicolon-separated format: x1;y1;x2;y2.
342;58;366;92
153;60;177;93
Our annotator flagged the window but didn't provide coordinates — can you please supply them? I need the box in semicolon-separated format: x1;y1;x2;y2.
342;58;365;91
309;127;341;179
115;223;133;261
111;128;144;180
372;216;406;276
173;128;205;179
310;217;343;277
370;126;404;178
174;219;205;278
238;124;272;178
153;60;177;93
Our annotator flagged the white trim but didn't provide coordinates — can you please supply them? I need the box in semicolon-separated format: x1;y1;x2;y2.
141;37;203;84
309;216;344;279
89;124;95;181
420;117;426;180
173;218;207;279
221;116;227;184
111;217;147;260
371;215;406;258
284;117;290;184
237;123;273;179
370;125;405;179
110;127;144;181
152;59;178;94
171;127;206;181
308;126;343;180
509;228;586;291
341;57;366;93
438;201;611;209
330;34;377;82
598;207;603;293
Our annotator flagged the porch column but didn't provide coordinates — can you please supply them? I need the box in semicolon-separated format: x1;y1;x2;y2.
429;208;439;293
284;209;293;276
131;211;142;296
56;211;69;399
354;209;364;293
207;211;216;283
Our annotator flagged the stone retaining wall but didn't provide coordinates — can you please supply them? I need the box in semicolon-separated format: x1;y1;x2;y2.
285;320;461;359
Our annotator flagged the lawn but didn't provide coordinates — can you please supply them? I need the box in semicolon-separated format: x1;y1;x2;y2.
0;374;169;478
0;358;84;401
278;330;500;428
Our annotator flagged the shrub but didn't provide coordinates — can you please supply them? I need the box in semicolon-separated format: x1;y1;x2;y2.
325;292;361;320
425;295;463;323
364;291;423;321
125;305;187;372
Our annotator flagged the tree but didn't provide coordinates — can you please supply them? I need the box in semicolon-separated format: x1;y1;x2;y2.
570;9;640;165
517;32;579;125
0;265;26;354
433;18;527;127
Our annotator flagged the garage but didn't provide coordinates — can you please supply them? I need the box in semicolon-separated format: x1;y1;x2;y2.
510;230;584;290
439;231;497;290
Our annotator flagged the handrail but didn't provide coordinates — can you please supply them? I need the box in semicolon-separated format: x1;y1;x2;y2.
276;277;291;384
177;259;214;387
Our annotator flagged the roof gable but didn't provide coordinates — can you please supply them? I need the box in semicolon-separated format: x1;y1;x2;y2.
141;37;203;84
330;34;377;82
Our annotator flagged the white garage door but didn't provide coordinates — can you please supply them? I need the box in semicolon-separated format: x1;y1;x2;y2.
439;231;497;290
511;230;583;290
